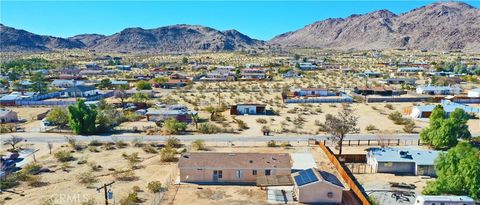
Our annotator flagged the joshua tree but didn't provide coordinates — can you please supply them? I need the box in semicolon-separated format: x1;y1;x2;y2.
322;108;359;155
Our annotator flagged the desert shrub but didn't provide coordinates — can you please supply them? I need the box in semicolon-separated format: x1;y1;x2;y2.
197;123;221;134
88;146;99;153
113;169;137;181
54;150;74;162
142;144;158;153
119;191;141;205
191;139;206;151
116;140;128;148
22;163;42;175
234;119;249;129
166;136;181;148
256;118;267;124
160;146;177;162
132;185;141;192
88;162;102;171
88;140;103;147
403;119;416;133
267;140;277;147
384;104;394;110
126;153;141;169
27;175;47;187
77;171;98;185
365;124;377;131
388;111;407;124
147;181;162;193
65;136;84;151
162;119;187;134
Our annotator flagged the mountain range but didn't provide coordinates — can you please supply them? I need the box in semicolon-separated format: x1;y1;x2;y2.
1;1;479;53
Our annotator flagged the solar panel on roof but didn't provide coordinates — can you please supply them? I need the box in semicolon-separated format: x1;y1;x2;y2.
294;169;319;186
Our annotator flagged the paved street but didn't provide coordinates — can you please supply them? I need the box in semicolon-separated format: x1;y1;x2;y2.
1;132;421;143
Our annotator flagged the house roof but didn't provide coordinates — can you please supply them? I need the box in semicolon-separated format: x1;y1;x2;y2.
413;100;480;114
0;109;16;117
368;147;441;166
62;85;97;93
293;168;344;189
179;152;292;170
417;85;460;91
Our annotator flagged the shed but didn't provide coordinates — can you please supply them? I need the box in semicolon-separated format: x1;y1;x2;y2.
292;168;345;204
0;109;18;123
230;104;266;115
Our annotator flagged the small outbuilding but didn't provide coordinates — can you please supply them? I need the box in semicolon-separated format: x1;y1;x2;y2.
292;168;345;204
230;103;266;115
0;109;18;123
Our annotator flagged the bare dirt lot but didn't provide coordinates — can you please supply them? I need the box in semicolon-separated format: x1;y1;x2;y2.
0;141;177;205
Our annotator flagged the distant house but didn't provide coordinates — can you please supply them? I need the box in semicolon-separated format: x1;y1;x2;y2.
298;63;317;70
292;168;345;204
294;88;330;97
230;104;266;115
283;88;353;103
61;85;100;98
145;105;196;123
361;70;382;78
240;68;267;80
281;70;301;78
410;100;480;118
353;86;393;96
367;147;441;176
467;88;480;97
0;92;30;106
110;80;128;86
317;63;340;70
51;80;85;88
0;109;18;123
199;67;236;81
382;78;416;85
397;67;425;73
179;152;292;184
416;85;461;95
158;79;189;89
85;63;101;69
116;65;131;71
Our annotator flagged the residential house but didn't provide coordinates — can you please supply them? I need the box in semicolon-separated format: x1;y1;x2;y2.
116;65;131;71
281;70;301;78
317;63;340;70
51;80;85;88
146;105;196;123
292;168;345;204
85;63;101;69
381;78;416;85
467;88;480;97
179;152;292;184
294;88;330;97
409;100;480;118
298;63;317;70
367;147;441;176
354;86;394;96
240;68;267;80
61;85;100;98
0;109;18;123
199;67;236;81
0;92;31;106
283;88;353;103
397;67;425;74
230;104;266;115
416;85;461;95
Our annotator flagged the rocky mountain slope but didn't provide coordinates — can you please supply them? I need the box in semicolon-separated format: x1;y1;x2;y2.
269;1;480;52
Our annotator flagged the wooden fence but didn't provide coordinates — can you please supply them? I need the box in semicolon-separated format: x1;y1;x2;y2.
318;142;371;205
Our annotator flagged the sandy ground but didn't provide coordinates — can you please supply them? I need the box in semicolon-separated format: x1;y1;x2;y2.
1;141;177;205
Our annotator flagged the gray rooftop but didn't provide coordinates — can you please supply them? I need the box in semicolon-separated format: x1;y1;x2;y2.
369;147;442;166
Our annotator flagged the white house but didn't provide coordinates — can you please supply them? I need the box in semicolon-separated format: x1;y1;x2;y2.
298;63;317;70
51;80;85;88
467;88;480;97
292;168;345;204
416;85;461;95
294;88;329;96
61;85;100;98
231;104;266;115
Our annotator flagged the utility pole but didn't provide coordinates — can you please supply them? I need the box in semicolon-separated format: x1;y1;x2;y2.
96;181;115;205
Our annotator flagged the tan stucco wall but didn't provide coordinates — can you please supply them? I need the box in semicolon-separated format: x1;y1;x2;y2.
180;168;290;183
297;182;343;204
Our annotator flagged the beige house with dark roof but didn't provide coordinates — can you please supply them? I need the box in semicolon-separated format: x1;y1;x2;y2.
179;152;292;184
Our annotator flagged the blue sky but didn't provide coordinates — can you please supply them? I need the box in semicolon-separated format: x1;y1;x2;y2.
1;1;479;40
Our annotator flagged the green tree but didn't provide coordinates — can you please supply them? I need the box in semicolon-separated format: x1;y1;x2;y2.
182;57;188;64
98;78;112;89
30;72;47;93
135;80;151;90
45;107;69;127
322;108;359;155
423;142;480;200
95;100;124;132
162;119;187;135
68;100;97;135
420;106;471;149
131;93;151;103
